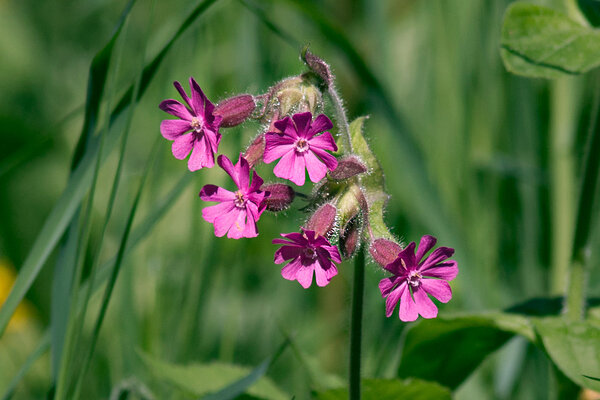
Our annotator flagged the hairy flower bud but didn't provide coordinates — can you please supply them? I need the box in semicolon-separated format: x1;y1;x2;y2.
261;183;295;212
305;203;337;237
214;94;256;127
243;133;265;168
261;76;323;119
340;216;360;259
369;238;402;267
329;155;367;180
302;47;333;87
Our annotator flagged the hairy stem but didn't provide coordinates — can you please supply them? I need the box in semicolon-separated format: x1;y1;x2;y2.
349;248;365;399
327;85;353;154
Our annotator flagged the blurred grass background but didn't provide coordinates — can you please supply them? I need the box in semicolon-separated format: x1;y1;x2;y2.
1;0;599;398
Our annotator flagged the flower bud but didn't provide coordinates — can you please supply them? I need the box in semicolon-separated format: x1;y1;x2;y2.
340;217;360;259
305;203;337;237
302;47;333;87
243;133;265;168
369;238;402;267
262;76;323;119
214;94;256;127
329;155;367;180
260;183;295;212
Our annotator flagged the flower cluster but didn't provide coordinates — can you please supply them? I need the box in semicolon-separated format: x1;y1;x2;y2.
158;51;458;321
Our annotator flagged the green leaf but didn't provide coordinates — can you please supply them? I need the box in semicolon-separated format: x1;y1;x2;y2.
578;0;600;26
397;313;534;390
501;2;600;78
0;0;219;338
533;317;600;391
139;352;288;400
313;378;451;400
349;117;394;241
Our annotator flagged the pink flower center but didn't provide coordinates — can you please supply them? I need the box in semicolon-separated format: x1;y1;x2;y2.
407;271;422;288
295;138;310;153
190;117;204;133
234;190;246;208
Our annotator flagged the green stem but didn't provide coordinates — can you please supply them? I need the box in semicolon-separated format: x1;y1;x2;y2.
349;248;365;400
327;85;353;154
564;74;600;320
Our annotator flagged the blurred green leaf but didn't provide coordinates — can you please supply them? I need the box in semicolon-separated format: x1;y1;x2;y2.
501;2;600;78
578;0;600;26
533;317;600;391
313;378;451;400
397;313;534;390
139;352;288;400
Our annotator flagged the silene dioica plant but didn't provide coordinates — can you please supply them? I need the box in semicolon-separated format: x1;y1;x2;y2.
158;49;458;396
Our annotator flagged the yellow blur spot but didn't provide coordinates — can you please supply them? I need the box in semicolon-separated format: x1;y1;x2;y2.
0;259;34;332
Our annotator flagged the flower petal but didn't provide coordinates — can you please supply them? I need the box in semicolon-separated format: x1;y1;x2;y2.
399;285;418;322
275;246;302;264
264;133;295;163
236;154;250;192
202;201;235;223
199;185;235;202
379;276;399;297
421;261;458;281
188;136;214;171
308;131;338;152
217;155;240;188
189;77;214;117
172;133;194;160
413;286;438;319
310;147;338;172
160;119;191;140
292;112;312;137
420;246;455;270
304;151;328;183
421;279;453;303
416;235;437;263
227;210;248;239
314;264;331;287
273;151;306;186
281;258;302;280
296;265;314;288
212;208;241;237
173;81;192;110
160;99;192;120
307;114;333;139
249;170;264;194
273;116;299;139
385;285;403;317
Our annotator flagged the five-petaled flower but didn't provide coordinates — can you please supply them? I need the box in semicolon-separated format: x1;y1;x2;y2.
199;154;267;239
273;229;342;288
264;112;338;186
379;235;458;322
159;78;222;171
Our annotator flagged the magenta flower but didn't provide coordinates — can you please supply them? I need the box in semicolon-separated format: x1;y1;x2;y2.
379;235;458;322
199;154;267;239
264;112;338;186
273;229;342;288
159;78;222;171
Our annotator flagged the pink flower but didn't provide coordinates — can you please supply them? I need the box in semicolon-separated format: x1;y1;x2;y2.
199;154;267;239
379;235;458;322
159;78;222;171
264;112;338;186
273;229;342;288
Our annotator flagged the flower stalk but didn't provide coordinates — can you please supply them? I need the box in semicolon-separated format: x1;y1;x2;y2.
349;247;365;400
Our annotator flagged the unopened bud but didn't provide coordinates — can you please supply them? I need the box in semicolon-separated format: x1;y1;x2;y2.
369;238;402;267
302;47;333;87
329;155;367;180
214;94;256;127
261;183;295;212
306;203;337;237
340;217;360;259
243;134;265;168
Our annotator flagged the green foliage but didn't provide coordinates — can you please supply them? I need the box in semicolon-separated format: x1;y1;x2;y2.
397;313;533;389
533;317;600;392
501;2;600;78
313;378;451;400
139;352;288;399
578;0;600;26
